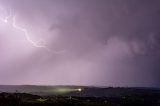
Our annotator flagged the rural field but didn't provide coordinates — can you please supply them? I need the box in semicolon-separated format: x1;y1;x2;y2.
0;85;160;106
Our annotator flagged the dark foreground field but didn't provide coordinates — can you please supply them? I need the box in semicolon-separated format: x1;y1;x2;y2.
0;86;160;106
0;92;160;106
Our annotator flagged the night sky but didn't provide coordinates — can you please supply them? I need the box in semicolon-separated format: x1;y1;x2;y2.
0;0;160;87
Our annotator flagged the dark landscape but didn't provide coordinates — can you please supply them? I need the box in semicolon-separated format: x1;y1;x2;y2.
0;85;160;106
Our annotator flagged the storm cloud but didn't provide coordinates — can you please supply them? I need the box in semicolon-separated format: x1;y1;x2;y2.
0;0;160;87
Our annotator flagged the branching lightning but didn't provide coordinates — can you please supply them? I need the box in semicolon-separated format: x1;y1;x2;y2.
12;15;48;48
0;7;62;53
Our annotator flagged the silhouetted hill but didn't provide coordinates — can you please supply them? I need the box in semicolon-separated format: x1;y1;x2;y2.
0;92;41;99
0;85;160;97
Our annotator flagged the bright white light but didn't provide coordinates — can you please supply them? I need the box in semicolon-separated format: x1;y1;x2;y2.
77;88;82;92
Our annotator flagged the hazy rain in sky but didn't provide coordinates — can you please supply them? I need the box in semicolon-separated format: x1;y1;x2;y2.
0;0;160;87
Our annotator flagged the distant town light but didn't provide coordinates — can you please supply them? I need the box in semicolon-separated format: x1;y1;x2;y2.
78;88;82;92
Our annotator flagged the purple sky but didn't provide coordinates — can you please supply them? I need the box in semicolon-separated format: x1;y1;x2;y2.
0;0;160;87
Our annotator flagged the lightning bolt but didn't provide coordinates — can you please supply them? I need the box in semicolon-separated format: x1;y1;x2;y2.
0;11;50;49
0;8;64;53
12;16;65;53
12;15;48;49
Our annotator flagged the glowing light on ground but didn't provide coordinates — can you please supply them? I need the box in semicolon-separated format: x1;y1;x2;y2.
77;88;82;92
50;87;82;94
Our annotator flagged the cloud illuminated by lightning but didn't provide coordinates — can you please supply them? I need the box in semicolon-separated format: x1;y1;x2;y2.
0;11;49;50
0;14;10;23
12;15;48;48
0;7;64;53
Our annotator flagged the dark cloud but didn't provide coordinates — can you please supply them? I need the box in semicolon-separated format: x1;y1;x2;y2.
0;0;160;87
